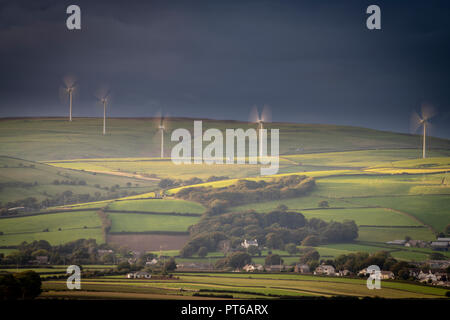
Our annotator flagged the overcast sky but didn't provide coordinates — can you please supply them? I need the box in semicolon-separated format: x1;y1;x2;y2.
1;0;449;137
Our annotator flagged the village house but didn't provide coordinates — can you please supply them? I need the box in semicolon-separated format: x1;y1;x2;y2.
380;271;395;279
426;260;450;269
145;258;159;266
314;264;335;276
386;240;406;246
242;264;264;272
265;265;285;272
336;269;351;277
404;240;428;248
408;268;421;278
431;238;450;251
127;271;151;279
241;239;258;249
97;249;114;256
294;264;310;274
357;268;393;279
418;270;437;283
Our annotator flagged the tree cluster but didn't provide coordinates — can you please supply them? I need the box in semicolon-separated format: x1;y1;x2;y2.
158;176;230;189
333;251;415;279
0;271;42;300
176;175;316;214
0;239;113;266
180;208;358;257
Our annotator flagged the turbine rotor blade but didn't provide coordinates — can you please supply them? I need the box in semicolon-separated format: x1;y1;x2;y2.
410;110;423;133
249;105;260;123
421;102;436;121
261;104;272;123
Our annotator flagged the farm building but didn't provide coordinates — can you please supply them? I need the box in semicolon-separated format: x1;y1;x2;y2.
430;238;450;251
241;239;258;249
336;269;351;277
127;271;151;279
404;240;428;248
386;240;406;245
314;264;335;276
380;271;395;279
242;264;264;272
265;265;286;272
145;258;159;265
294;264;310;274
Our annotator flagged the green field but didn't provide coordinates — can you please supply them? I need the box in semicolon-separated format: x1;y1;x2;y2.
0;156;157;203
1;118;449;264
346;195;450;232
107;199;205;214
39;272;449;299
0;211;103;246
356;227;436;243
109;213;200;233
284;149;450;169
300;208;422;227
2;118;449;161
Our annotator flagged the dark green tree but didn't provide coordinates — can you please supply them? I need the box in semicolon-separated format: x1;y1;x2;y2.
227;252;251;269
265;254;283;265
285;243;298;255
197;247;208;258
14;271;42;299
164;258;177;272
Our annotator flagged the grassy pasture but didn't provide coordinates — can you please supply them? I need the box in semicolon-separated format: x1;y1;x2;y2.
39;273;448;299
0;211;103;246
346;195;450;232
108;213;200;233
228;196;361;213
107;199;205;214
0;156;157;203
2;118;450;161
371;157;450;169
300;208;422;227
356;227;436;243
284;150;450;169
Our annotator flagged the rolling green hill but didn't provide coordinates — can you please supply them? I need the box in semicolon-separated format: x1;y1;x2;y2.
0;118;449;258
0;156;158;203
1;117;449;160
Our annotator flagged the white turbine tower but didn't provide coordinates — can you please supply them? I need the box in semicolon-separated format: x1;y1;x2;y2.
101;96;108;135
250;105;272;157
411;103;436;159
155;111;169;158
159;117;165;158
62;76;76;122
96;89;110;136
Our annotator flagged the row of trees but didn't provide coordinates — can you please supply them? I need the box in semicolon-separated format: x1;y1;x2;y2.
0;189;141;214
158;176;230;189
176;175;315;215
180;207;358;257
0;239;115;266
212;247;319;271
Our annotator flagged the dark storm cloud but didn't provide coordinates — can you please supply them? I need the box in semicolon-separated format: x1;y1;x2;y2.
0;0;449;137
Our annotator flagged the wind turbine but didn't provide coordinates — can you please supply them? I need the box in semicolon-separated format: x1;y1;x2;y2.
250;105;271;157
411;103;436;159
96;89;110;135
154;111;169;158
101;96;108;135
62;76;76;122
